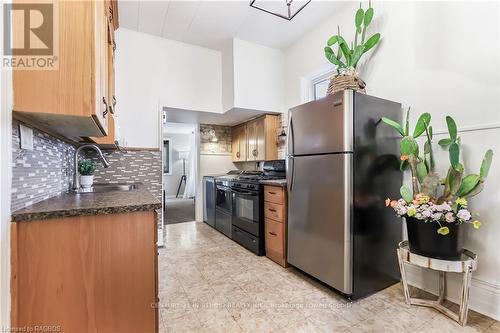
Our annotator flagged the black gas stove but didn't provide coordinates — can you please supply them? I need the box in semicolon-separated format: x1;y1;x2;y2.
229;160;286;255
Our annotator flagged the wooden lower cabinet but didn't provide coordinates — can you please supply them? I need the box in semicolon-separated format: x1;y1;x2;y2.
11;211;158;333
264;185;288;267
265;219;285;266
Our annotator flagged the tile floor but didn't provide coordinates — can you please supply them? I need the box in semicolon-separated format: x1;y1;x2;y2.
158;221;499;333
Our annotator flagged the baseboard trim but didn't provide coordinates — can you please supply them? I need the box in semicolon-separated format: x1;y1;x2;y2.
406;265;500;321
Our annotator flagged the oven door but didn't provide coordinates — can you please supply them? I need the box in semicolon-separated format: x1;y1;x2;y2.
232;188;260;236
216;185;232;213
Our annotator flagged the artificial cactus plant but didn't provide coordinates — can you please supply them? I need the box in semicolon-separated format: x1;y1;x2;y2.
382;111;493;235
324;1;381;70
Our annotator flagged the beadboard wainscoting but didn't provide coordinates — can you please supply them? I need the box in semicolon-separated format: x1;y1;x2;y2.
11;120;75;212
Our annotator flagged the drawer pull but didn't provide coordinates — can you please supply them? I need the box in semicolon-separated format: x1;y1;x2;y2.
268;191;277;195
268;208;277;212
269;232;277;236
102;97;109;116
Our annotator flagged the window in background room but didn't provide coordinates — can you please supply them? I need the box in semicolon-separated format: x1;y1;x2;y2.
163;139;172;175
313;78;330;100
303;67;336;102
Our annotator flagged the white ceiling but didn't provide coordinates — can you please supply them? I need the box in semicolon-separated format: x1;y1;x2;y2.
119;0;348;50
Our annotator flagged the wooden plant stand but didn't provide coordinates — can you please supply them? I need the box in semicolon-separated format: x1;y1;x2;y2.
397;240;477;326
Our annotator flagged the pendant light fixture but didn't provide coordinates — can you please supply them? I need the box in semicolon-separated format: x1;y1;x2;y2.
249;0;312;21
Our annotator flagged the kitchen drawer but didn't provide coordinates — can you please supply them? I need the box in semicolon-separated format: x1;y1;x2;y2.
264;186;285;204
265;219;284;256
264;202;284;222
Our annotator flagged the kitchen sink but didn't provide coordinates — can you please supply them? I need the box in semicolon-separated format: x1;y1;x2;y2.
71;183;139;194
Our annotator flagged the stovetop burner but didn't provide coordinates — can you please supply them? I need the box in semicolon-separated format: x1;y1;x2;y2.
234;172;285;183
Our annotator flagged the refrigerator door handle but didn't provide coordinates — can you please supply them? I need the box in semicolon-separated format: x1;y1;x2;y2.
287;155;294;193
287;114;294;156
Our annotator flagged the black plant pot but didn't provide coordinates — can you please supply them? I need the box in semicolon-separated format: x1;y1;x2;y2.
405;217;465;260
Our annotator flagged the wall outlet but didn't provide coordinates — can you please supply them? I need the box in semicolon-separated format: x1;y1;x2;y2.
19;124;34;150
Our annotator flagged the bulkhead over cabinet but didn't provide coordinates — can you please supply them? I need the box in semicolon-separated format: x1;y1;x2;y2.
12;0;113;140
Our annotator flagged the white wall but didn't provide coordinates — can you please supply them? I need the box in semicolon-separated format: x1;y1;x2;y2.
115;28;222;148
285;1;500;319
233;38;286;113
196;154;238;222
163;133;192;197
221;39;235;113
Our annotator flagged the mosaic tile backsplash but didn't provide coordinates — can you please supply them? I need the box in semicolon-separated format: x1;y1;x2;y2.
11;120;75;212
85;149;162;200
12;120;162;213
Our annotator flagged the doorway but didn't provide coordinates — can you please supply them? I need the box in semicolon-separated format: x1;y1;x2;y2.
162;122;198;225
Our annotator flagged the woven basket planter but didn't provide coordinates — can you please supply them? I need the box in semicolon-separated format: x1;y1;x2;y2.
327;73;366;95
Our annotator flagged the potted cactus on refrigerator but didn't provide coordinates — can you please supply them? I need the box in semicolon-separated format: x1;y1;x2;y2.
382;111;493;259
323;1;381;94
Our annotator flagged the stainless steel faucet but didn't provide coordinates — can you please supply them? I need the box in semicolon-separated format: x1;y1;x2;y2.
73;144;110;190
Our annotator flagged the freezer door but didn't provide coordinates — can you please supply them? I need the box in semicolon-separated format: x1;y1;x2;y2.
287;153;353;294
288;91;353;156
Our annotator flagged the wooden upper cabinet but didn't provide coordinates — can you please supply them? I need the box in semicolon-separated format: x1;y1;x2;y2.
247;115;279;162
246;121;256;160
89;113;116;148
231;125;247;162
107;0;119;30
232;115;279;162
12;0;110;139
89;0;117;147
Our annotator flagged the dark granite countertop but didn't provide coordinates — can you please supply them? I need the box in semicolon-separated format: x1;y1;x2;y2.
11;184;161;222
260;179;287;187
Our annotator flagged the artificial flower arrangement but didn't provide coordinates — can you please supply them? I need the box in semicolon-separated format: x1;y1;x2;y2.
385;194;480;236
382;110;493;237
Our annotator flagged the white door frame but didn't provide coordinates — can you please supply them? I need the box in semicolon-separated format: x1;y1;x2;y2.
160;108;201;223
0;18;13;329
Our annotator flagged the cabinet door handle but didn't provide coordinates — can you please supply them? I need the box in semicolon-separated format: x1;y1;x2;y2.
269;232;277;236
112;95;117;107
102;97;108;116
113;40;117;52
236;152;240;158
253;149;257;156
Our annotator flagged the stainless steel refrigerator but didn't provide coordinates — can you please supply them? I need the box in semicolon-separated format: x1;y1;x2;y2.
286;90;402;299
